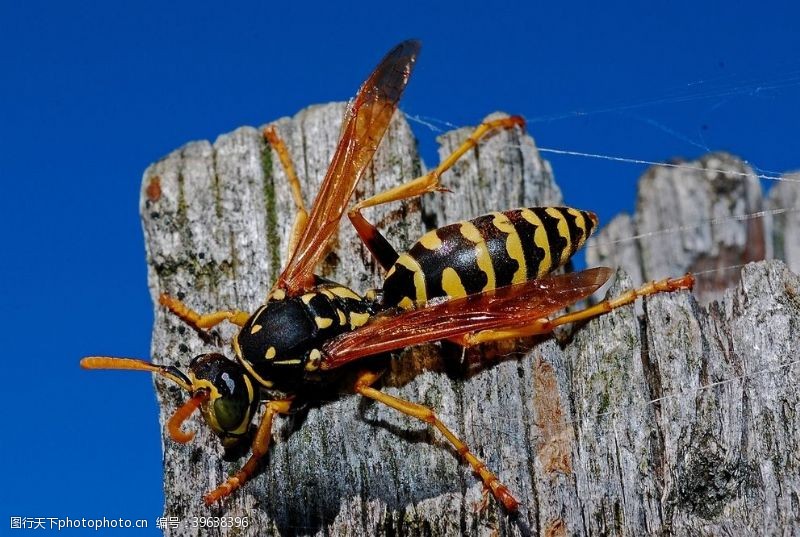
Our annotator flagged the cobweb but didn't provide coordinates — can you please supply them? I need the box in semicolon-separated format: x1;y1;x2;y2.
403;58;800;277
388;61;800;434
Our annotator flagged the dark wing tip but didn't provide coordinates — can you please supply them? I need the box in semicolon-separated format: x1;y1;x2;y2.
362;40;421;102
393;39;422;57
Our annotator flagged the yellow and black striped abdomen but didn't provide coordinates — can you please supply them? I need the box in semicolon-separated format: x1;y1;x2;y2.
382;207;598;309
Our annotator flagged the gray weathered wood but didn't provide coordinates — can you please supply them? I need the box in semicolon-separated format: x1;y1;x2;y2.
586;152;769;308
141;105;800;536
768;172;800;274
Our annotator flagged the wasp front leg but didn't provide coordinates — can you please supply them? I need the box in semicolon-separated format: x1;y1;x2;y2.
354;370;519;511
348;116;525;270
204;399;293;505
158;294;250;331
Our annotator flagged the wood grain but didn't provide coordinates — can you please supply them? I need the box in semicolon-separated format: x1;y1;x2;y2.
141;104;800;536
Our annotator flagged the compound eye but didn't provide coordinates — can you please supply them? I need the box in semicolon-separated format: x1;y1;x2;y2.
213;394;251;431
210;365;254;431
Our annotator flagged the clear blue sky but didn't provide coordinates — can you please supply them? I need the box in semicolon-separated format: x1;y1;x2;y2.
2;1;798;533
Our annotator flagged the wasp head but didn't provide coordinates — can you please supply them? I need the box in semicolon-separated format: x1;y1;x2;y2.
186;353;259;448
80;353;259;449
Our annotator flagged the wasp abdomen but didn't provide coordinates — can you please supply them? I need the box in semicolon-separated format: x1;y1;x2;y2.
382;207;598;309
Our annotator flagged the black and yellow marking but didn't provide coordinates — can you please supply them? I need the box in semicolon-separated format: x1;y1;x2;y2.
382;206;597;309
304;348;323;372
235;283;376;387
349;311;371;329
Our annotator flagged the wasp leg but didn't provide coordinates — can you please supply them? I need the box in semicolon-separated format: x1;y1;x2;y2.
354;370;520;511
159;294;250;331
204;399;293;505
456;274;695;346
347;116;524;270
264;125;308;261
350;116;525;215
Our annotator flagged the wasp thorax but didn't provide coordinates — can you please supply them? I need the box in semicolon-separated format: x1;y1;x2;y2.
235;289;373;385
188;353;258;447
239;300;314;364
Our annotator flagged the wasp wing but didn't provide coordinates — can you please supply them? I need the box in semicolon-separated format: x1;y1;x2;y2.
320;267;613;369
275;40;420;294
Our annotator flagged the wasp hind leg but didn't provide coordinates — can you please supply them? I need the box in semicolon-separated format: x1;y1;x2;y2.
264;125;308;261
455;274;695;346
354;370;520;511
204;399;293;505
348;116;525;270
350;115;525;214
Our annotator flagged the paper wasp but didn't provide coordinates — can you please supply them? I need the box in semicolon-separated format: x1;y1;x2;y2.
82;40;693;511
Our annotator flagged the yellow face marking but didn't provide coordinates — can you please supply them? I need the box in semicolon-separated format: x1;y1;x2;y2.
441;267;468;298
250;324;262;335
265;346;277;359
520;209;552;278
337;309;347;325
418;230;442;250
189;375;218;400
189;376;223;432
398;296;414;310
328;286;361;301
349;311;370;328
396;253;427;303
365;289;377;301
301;293;316;304
493;212;526;284
545;207;572;265
305;349;322;372
315;316;333;329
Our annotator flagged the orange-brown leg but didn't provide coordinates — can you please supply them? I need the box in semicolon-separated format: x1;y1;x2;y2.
159;294;250;331
455;273;694;346
347;115;525;270
264;125;308;261
350;115;525;214
354;370;520;511
204;399;293;505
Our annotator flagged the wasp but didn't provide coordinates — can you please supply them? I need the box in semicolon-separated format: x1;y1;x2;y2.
82;40;694;511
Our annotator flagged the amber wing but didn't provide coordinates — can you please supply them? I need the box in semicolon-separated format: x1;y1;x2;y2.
275;40;421;294
320;267;613;369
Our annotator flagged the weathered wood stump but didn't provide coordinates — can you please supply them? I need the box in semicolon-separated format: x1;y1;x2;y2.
141;104;800;536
